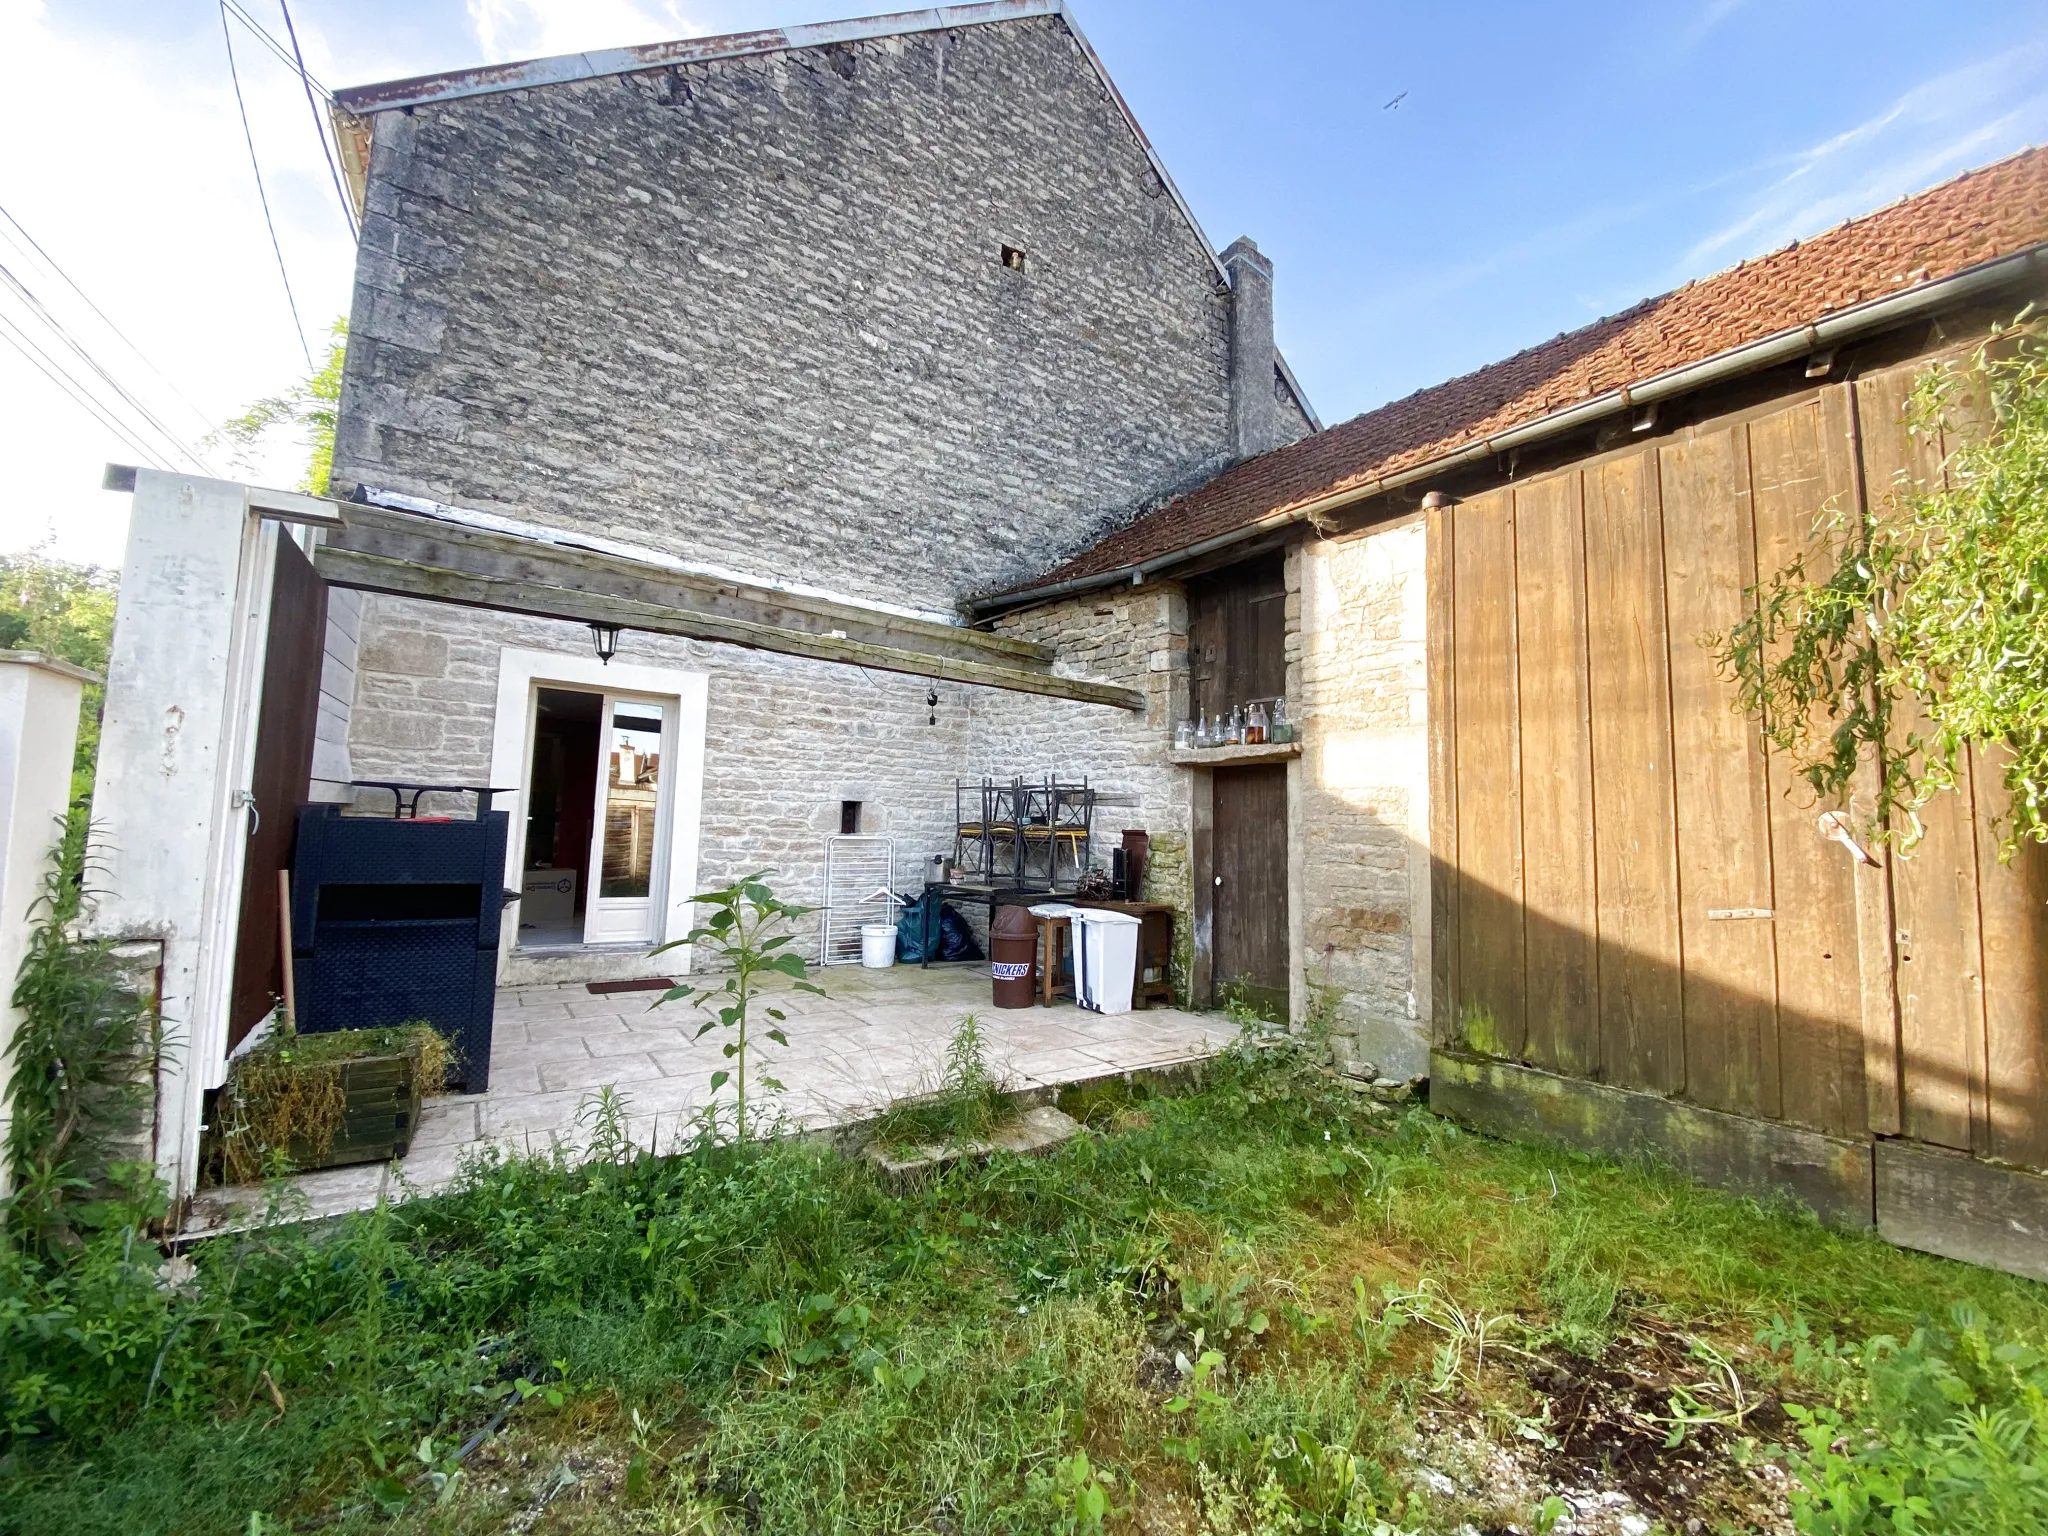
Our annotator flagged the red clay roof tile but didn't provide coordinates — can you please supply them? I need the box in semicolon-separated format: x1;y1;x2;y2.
1003;148;2048;596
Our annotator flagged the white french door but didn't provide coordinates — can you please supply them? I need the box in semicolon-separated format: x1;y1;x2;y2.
582;694;675;946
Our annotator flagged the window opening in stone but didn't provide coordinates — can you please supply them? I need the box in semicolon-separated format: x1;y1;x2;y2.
840;800;862;835
1001;245;1026;272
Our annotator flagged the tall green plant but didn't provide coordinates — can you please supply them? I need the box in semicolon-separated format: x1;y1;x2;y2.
210;318;346;496
3;811;163;1249
650;872;820;1140
1719;316;2048;854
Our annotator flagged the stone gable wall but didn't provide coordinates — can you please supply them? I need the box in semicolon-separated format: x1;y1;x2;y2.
333;14;1308;613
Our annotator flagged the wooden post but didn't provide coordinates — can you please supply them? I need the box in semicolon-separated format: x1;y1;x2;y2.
277;868;296;1029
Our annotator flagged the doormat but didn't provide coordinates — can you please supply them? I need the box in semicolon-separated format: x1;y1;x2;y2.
586;977;675;995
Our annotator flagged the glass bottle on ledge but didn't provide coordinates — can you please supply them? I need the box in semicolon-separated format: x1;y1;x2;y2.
1270;696;1292;744
1245;700;1268;745
1193;710;1211;747
1224;705;1244;746
1174;717;1194;750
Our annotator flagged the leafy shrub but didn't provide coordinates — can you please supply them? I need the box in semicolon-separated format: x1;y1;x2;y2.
1773;1305;2048;1534
2;810;161;1253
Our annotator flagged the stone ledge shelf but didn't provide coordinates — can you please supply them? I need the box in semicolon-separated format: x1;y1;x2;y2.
1170;741;1302;767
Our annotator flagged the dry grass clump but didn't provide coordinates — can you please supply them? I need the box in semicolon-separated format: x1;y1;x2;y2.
213;1022;451;1183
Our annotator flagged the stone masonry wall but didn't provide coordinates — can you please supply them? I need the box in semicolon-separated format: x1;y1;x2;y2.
985;583;1193;993
347;587;1184;974
333;14;1309;614
1295;518;1431;1079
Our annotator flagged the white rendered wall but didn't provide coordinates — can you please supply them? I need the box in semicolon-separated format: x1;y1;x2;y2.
0;653;93;1182
88;470;276;1206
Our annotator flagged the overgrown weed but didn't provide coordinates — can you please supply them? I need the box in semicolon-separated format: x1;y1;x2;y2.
5;1037;2047;1533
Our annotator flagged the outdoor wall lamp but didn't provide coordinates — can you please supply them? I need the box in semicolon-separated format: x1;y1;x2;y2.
588;621;622;665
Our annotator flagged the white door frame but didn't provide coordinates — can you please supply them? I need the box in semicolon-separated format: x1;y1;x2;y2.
580;690;677;947
489;647;708;973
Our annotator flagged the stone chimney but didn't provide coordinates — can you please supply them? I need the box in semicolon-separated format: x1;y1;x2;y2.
1223;236;1278;461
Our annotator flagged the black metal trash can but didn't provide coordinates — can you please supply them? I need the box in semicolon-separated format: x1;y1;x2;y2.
290;789;510;1093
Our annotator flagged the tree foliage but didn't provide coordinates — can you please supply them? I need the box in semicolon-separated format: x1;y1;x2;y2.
210;317;346;496
0;548;116;801
1721;317;2048;854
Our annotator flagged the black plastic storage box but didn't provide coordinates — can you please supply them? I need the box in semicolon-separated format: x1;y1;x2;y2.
290;790;510;1093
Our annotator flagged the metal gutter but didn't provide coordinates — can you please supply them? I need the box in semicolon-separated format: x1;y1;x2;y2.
968;243;2048;618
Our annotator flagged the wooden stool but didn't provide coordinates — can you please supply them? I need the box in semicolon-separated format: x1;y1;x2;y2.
1036;915;1074;1006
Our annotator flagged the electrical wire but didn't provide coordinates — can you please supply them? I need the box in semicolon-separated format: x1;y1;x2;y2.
0;201;219;438
274;0;358;238
0;311;174;469
0;256;215;470
221;0;326;91
221;0;315;372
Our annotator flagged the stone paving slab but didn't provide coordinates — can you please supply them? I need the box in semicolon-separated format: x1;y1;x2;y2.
181;963;1228;1237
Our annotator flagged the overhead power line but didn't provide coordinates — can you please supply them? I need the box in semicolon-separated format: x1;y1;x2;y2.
276;0;358;238
0;311;175;470
0;255;216;470
220;0;316;372
0;200;219;439
221;0;326;92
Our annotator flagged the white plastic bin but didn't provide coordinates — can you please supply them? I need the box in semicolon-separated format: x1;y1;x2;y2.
860;924;898;968
1071;908;1140;1015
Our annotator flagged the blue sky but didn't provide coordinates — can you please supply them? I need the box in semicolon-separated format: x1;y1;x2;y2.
2;0;2044;561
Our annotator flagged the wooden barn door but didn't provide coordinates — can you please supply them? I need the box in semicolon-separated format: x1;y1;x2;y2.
1213;763;1289;1018
228;534;328;1048
1431;366;2048;1170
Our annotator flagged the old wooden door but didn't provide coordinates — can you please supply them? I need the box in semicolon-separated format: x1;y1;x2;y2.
1188;555;1286;723
228;534;328;1048
1213;763;1289;1017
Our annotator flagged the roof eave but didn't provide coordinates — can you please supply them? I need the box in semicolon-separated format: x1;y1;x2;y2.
969;240;2048;619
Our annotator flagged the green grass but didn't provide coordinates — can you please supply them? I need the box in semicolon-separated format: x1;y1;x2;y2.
5;1042;2045;1535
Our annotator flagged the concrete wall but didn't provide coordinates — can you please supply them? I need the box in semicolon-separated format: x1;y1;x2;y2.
1294;518;1431;1078
332;13;1310;615
0;653;94;1180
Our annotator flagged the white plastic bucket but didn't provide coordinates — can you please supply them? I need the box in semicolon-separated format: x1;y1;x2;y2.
860;924;898;968
1071;909;1140;1014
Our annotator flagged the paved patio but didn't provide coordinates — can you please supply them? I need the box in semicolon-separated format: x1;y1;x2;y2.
184;962;1228;1233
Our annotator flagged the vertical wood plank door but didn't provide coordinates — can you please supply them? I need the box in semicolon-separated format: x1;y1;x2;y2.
1452;487;1526;1057
1660;424;1782;1120
1582;446;1685;1095
1513;471;1599;1075
1857;360;1990;1153
1748;395;1869;1137
229;535;330;1048
1188;557;1286;723
1213;763;1290;1018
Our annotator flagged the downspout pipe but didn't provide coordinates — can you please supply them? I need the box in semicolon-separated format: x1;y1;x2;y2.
969;244;2046;620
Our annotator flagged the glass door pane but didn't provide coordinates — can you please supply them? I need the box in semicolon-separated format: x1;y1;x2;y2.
584;698;666;943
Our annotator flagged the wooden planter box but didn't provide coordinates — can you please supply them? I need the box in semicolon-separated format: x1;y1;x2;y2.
286;1052;425;1170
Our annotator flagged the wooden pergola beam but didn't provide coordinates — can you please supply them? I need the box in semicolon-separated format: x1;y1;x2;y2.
328;502;1053;673
315;546;1146;711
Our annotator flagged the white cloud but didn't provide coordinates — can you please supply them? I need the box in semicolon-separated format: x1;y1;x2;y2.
466;0;698;63
1677;45;2048;275
0;0;372;564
